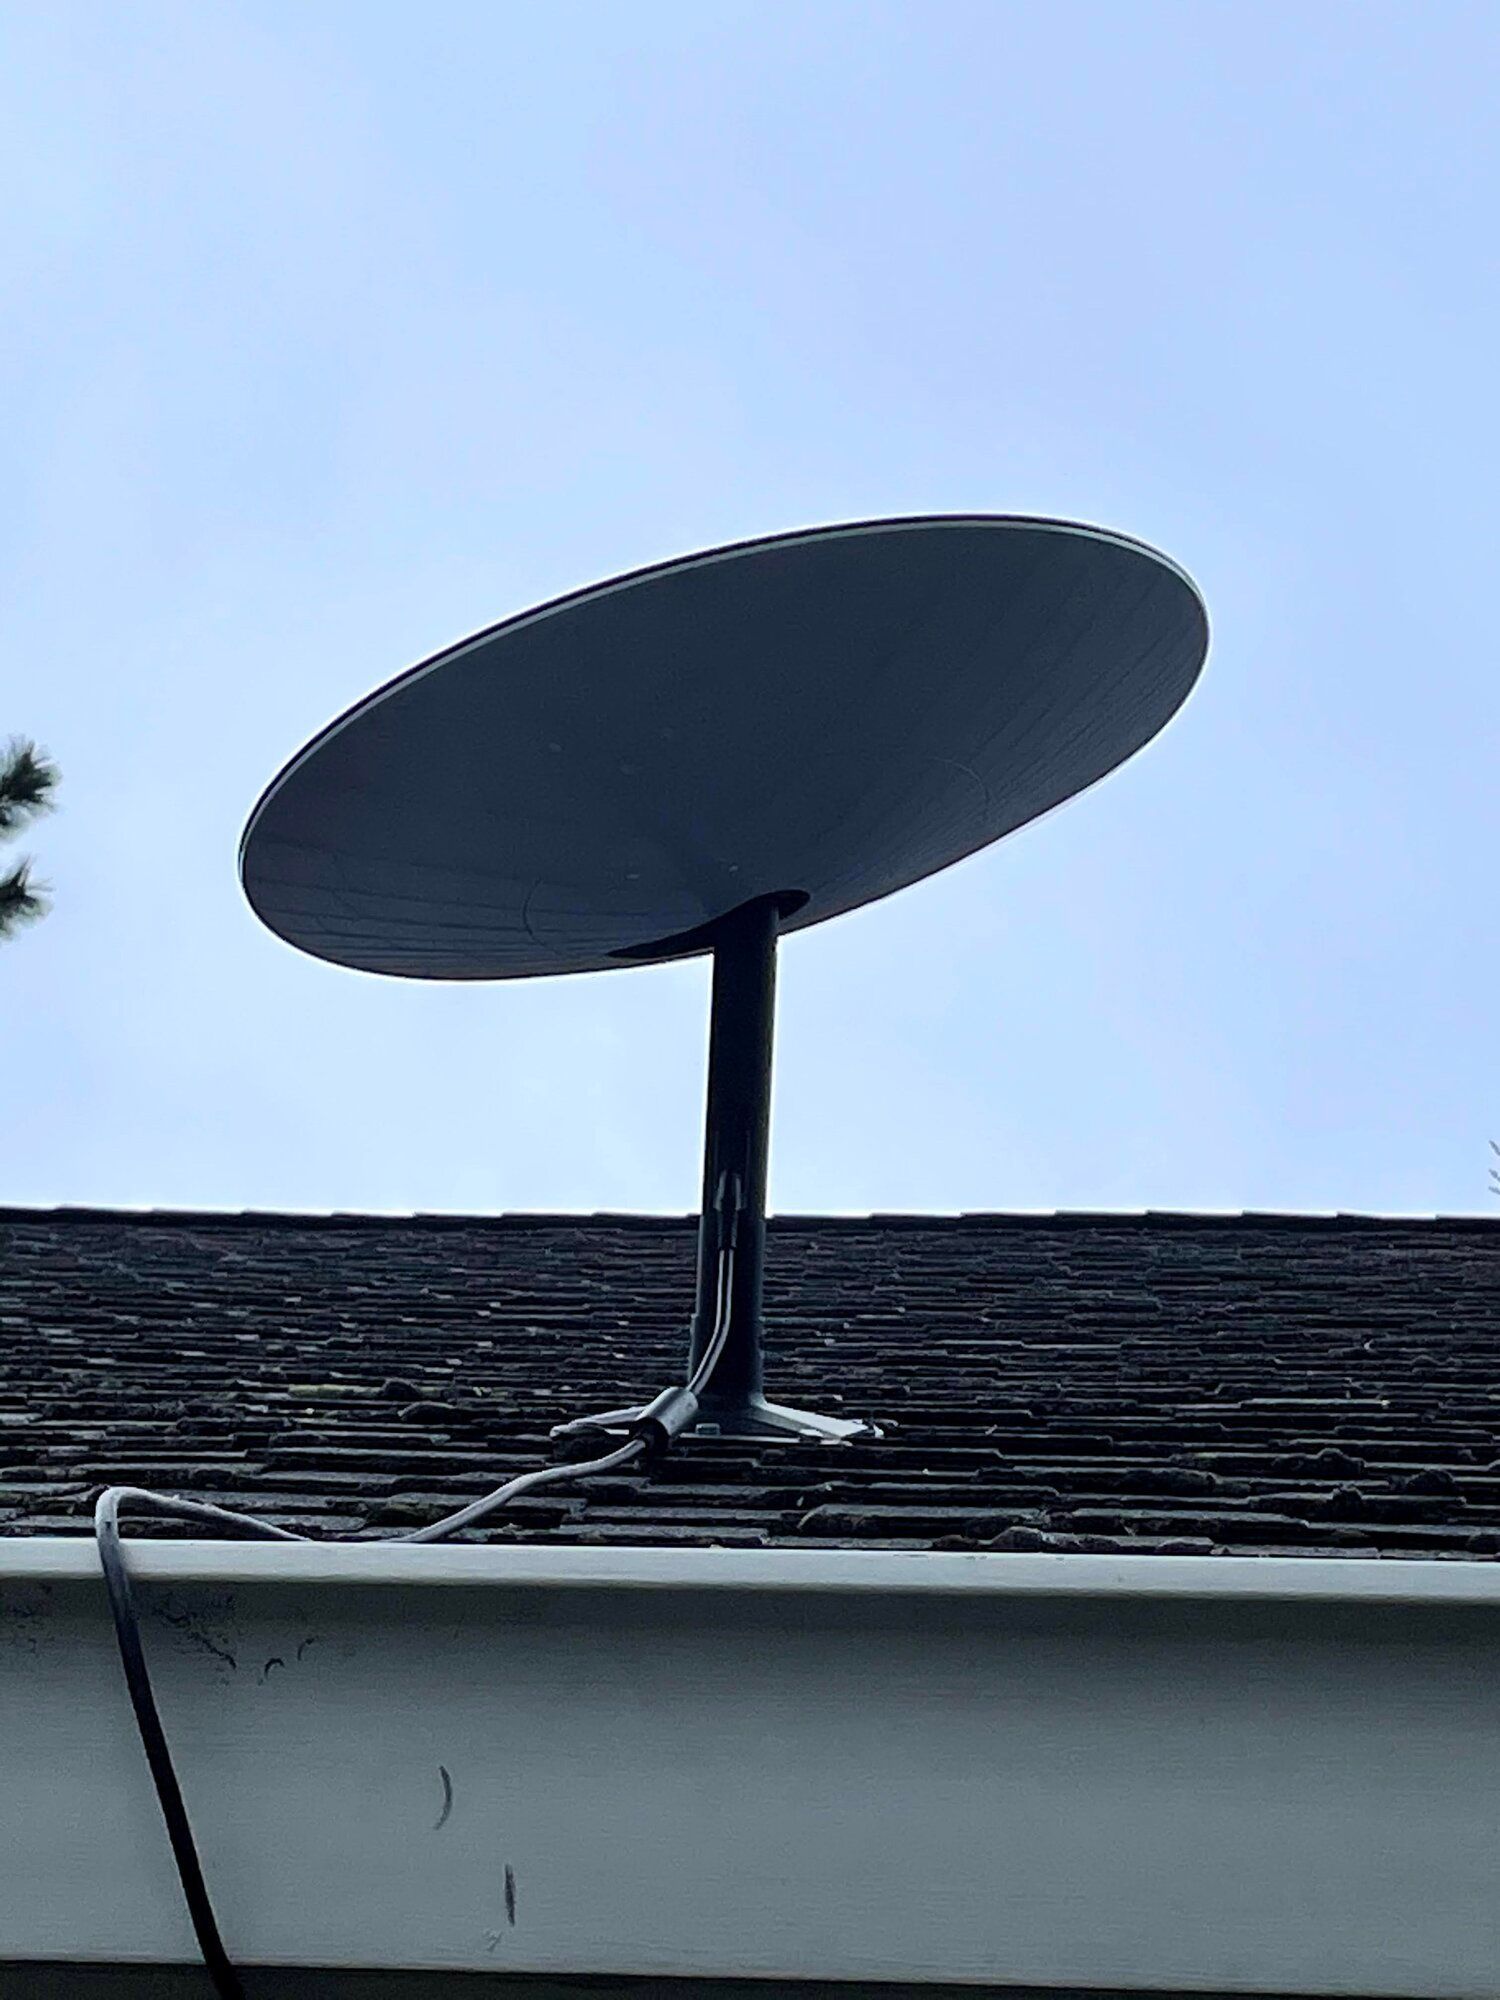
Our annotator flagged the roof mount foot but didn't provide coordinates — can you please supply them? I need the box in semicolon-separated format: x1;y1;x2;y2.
552;1393;879;1446
688;1393;879;1442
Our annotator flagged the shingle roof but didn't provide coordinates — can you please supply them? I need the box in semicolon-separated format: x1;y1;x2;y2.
3;1206;1498;1559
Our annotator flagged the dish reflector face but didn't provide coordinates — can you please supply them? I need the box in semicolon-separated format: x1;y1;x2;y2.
241;516;1207;978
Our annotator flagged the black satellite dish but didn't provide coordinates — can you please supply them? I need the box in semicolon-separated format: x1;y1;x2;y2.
242;515;1208;1440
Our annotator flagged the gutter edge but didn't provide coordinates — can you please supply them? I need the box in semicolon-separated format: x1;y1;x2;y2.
6;1538;1500;1603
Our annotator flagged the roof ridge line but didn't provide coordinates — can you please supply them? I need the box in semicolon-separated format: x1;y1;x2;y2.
0;1204;1493;1232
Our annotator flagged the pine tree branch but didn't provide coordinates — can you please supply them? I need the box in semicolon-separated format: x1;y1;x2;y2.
0;858;48;937
0;738;59;839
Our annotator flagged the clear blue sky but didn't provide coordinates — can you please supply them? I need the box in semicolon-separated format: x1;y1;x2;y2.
4;1;1496;1218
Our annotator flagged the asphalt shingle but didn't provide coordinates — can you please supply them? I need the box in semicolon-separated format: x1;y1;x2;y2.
2;1206;1497;1558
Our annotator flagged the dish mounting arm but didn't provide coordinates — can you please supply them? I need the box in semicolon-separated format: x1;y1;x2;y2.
554;892;878;1445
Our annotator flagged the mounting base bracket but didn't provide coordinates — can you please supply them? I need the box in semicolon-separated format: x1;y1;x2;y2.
551;1394;879;1447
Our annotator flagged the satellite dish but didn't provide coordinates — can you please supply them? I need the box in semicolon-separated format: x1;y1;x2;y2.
242;516;1208;1440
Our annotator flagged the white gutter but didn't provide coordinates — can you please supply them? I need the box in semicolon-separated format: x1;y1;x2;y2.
3;1540;1500;1994
10;1536;1500;1599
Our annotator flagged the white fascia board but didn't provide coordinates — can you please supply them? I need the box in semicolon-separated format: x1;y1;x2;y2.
4;1539;1500;1994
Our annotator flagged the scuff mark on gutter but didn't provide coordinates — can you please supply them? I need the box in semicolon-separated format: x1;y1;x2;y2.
433;1765;453;1830
151;1593;238;1673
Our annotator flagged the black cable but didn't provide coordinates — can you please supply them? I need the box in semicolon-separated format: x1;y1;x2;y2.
95;1490;273;2000
393;1432;649;1542
93;1236;737;1994
687;1180;739;1397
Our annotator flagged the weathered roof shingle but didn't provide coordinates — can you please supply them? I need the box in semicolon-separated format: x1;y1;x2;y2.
3;1207;1498;1559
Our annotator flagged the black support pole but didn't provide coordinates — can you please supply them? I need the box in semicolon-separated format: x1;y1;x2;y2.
553;891;877;1443
688;893;779;1410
